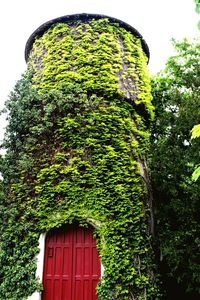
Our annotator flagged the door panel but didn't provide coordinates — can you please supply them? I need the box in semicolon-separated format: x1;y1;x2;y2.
42;225;100;300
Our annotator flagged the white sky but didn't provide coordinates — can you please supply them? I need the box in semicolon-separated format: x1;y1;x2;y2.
0;0;199;144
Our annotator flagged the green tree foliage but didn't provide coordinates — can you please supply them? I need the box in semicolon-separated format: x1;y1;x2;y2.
150;38;200;298
192;0;200;180
194;0;200;28
191;124;200;139
191;124;200;181
194;0;200;14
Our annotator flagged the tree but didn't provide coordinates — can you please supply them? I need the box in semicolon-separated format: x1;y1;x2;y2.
194;0;200;29
194;0;200;14
150;38;200;299
191;124;200;181
192;0;200;180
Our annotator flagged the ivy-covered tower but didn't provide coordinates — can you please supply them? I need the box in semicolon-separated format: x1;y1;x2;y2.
0;14;159;300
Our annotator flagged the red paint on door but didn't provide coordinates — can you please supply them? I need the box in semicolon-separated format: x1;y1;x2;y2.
42;225;101;300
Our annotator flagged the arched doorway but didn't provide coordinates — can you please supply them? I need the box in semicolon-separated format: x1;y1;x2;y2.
42;225;101;300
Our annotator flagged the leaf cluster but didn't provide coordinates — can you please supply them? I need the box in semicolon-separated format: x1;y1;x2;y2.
150;38;200;298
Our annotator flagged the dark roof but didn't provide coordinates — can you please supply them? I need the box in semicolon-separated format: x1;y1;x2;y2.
25;13;150;62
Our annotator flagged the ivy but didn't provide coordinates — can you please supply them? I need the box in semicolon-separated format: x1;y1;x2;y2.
29;19;154;120
0;18;160;299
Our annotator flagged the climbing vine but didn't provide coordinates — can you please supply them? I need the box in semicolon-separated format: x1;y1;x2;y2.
29;18;154;119
0;18;159;299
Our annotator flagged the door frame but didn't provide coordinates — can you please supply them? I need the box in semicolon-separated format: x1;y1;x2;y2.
27;233;46;300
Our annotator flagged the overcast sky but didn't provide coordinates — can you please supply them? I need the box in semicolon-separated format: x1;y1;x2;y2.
0;0;199;144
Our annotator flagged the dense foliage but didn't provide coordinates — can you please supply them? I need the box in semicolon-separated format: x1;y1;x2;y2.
150;38;200;299
0;19;159;299
191;124;200;181
194;0;200;12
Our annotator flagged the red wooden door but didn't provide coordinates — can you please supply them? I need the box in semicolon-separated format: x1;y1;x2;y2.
42;225;101;300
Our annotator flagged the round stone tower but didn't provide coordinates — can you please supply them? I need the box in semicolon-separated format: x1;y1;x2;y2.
0;13;158;300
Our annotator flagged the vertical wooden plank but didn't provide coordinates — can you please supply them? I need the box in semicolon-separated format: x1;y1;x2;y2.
92;280;99;300
62;226;73;300
72;227;83;300
83;280;89;300
53;279;61;300
61;279;71;300
54;247;62;275
92;246;101;276
43;279;52;300
84;247;90;275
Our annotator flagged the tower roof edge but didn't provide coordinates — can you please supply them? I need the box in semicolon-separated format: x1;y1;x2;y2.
25;13;150;62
